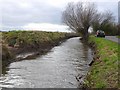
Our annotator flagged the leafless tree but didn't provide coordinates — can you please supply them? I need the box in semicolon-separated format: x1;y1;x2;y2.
62;2;98;41
100;11;115;26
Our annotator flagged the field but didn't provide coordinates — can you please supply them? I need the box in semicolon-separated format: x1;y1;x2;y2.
85;36;119;88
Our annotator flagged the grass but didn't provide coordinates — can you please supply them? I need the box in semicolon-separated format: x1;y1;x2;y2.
2;31;69;47
117;36;120;38
85;36;119;88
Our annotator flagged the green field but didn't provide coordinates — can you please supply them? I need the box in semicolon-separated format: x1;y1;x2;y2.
85;36;119;88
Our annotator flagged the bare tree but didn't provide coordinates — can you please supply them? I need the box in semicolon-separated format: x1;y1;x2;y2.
62;2;98;41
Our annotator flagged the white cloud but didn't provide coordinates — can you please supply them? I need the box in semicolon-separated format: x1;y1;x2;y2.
23;23;70;32
0;24;2;30
45;0;119;9
19;2;32;9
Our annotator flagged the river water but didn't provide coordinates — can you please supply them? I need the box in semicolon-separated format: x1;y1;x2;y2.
0;37;93;88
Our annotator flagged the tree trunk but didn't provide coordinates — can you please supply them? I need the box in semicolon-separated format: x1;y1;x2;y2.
82;29;89;42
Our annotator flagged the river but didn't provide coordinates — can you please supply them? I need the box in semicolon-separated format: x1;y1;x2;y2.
0;37;93;88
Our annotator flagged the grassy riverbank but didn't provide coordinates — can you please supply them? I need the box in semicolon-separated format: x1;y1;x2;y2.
85;36;119;88
2;31;71;51
2;31;77;69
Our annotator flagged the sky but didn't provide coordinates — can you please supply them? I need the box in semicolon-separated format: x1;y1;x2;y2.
0;0;119;32
118;1;120;24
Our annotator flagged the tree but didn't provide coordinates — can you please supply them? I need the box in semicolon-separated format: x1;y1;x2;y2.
117;24;120;35
62;2;98;41
92;11;117;35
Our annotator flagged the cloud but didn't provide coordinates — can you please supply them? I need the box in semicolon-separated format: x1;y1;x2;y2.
2;0;62;26
96;2;118;21
1;0;119;31
0;24;2;31
23;23;70;32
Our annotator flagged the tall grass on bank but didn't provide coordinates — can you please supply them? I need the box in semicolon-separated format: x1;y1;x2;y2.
2;31;69;48
85;36;119;88
2;30;77;63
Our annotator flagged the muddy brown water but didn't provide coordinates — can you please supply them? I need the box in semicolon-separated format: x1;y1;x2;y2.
0;37;93;88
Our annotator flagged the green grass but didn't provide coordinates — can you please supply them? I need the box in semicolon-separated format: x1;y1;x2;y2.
85;36;119;88
2;31;69;48
117;36;120;38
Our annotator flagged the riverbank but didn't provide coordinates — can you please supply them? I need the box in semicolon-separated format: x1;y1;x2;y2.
0;37;92;88
85;36;119;88
2;31;78;72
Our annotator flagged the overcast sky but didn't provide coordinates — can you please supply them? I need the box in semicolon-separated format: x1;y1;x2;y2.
0;0;119;32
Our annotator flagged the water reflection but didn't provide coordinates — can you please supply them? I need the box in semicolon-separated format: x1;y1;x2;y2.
0;37;92;88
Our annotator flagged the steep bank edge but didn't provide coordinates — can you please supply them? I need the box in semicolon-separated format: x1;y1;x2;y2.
83;36;119;88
